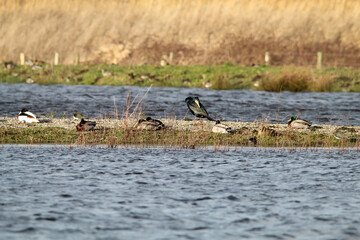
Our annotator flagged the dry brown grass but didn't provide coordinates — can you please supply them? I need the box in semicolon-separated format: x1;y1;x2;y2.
1;0;360;66
258;69;336;92
259;70;311;92
312;75;334;92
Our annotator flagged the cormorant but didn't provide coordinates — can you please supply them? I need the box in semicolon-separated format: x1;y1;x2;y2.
185;97;215;121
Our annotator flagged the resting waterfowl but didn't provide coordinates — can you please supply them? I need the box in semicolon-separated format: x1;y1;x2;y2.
17;108;39;123
258;126;280;137
185;96;215;121
212;120;232;134
287;116;312;129
137;117;165;130
73;111;86;120
76;118;96;131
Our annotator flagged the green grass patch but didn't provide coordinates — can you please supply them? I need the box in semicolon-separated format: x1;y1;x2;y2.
1;126;358;149
3;63;360;92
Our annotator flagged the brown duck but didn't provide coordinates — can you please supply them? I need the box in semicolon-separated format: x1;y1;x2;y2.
76;118;96;131
137;117;165;130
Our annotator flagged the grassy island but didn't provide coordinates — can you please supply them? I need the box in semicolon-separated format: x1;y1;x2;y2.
1;117;359;149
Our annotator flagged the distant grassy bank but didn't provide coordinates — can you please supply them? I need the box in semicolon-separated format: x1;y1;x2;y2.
2;63;360;92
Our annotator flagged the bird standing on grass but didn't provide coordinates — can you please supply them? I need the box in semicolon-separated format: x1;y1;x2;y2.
137;117;165;130
287;116;312;129
17;108;39;123
76;118;97;131
185;97;215;121
73;111;86;120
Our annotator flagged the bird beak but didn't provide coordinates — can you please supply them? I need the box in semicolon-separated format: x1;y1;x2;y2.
195;100;200;108
288;118;291;122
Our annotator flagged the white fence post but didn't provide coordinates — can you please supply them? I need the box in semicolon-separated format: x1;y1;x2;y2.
265;52;270;66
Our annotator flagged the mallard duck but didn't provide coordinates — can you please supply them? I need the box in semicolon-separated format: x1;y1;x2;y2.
258;126;280;136
287;116;311;129
17;108;39;123
137;117;165;130
212;120;232;134
76;118;96;131
73;111;86;120
185;96;215;121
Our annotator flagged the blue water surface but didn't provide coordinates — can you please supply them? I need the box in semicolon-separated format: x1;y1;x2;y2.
0;145;359;240
1;84;359;125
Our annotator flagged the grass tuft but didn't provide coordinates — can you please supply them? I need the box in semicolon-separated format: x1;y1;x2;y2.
258;69;336;92
259;70;312;92
212;73;229;90
312;75;334;92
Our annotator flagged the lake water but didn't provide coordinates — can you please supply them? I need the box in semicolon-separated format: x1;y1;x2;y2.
1;84;360;125
0;145;360;240
1;84;360;239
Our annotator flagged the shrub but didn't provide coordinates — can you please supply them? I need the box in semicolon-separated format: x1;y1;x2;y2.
312;75;334;92
259;70;312;92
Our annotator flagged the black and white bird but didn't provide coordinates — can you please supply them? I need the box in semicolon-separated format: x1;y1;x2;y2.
212;120;233;134
17;108;39;123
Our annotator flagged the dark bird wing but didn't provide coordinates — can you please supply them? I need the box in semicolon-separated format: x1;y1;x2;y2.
187;101;209;118
199;102;216;121
206;115;215;121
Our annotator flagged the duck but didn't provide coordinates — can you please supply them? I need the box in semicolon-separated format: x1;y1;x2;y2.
76;118;96;131
73;111;86;120
185;96;215;121
137;117;165;130
17;108;39;123
212;120;233;134
258;126;280;137
287;116;312;129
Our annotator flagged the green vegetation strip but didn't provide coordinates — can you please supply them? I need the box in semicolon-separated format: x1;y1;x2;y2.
1;125;359;149
2;63;360;92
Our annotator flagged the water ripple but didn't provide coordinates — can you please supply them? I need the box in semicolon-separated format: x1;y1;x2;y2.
1;84;360;124
0;145;359;239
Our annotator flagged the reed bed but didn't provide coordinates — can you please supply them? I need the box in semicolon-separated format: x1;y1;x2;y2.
257;69;336;92
1;0;360;66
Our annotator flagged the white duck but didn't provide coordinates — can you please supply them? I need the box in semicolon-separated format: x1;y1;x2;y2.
212;120;232;134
